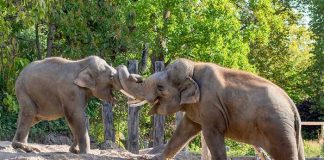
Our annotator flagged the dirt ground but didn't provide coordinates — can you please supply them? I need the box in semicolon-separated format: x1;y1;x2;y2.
0;141;201;160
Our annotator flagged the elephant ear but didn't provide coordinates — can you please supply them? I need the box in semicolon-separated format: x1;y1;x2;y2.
179;77;200;105
74;66;96;89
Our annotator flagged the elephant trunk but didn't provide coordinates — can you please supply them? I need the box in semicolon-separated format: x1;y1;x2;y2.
117;65;150;105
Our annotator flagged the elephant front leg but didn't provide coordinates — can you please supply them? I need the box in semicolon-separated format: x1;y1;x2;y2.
65;110;90;154
202;127;227;160
161;115;201;159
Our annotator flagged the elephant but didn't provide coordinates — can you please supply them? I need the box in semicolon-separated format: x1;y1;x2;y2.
12;56;124;154
117;58;305;160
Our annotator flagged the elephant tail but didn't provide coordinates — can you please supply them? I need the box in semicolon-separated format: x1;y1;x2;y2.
294;111;305;160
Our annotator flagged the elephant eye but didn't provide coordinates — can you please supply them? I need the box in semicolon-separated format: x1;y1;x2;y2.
109;73;114;80
157;84;164;92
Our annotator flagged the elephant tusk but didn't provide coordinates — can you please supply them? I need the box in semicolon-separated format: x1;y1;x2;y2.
129;100;148;107
127;99;143;104
120;89;135;99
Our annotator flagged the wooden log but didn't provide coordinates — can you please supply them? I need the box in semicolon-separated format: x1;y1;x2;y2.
301;121;324;125
102;101;115;142
153;61;165;147
127;60;141;154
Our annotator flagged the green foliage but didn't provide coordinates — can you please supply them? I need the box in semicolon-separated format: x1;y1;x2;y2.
0;107;18;140
86;98;104;143
3;93;18;113
304;0;324;115
188;135;202;153
188;136;256;157
225;139;255;157
303;140;324;158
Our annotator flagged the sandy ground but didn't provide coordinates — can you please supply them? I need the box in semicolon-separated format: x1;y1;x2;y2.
0;141;201;160
0;141;146;160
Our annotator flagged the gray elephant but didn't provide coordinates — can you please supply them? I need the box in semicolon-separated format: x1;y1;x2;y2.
117;58;305;160
12;56;124;154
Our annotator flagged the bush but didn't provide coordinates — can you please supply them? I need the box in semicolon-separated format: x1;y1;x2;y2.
225;139;255;157
0;92;19;140
188;136;256;157
304;140;324;158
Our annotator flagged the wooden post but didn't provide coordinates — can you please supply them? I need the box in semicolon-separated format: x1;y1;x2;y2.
153;61;165;147
102;101;115;142
201;134;211;160
127;60;141;154
321;125;324;151
139;43;149;73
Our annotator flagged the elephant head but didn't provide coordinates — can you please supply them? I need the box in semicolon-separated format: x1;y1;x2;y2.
74;56;122;102
118;58;200;115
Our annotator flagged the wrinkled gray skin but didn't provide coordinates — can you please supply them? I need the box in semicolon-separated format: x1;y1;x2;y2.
118;58;305;160
12;56;122;154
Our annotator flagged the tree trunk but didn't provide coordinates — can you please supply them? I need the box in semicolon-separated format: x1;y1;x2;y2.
0;45;4;88
149;10;169;72
102;101;115;142
127;60;141;154
35;23;41;60
46;23;55;57
153;61;165;147
139;43;149;73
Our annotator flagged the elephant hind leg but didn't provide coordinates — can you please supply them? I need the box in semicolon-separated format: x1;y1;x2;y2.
12;92;40;152
253;146;270;160
259;123;298;160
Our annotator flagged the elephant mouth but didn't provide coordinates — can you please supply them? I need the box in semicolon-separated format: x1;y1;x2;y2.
147;97;160;115
127;96;160;115
153;97;160;106
127;96;160;109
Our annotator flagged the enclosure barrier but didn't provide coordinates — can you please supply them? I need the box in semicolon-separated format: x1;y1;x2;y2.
301;121;324;151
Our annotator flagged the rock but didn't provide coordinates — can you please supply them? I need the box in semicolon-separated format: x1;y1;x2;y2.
99;140;123;150
146;144;166;154
43;133;72;145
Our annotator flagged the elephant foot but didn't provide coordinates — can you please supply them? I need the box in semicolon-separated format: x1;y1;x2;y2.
12;141;41;153
140;153;164;160
69;146;79;154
